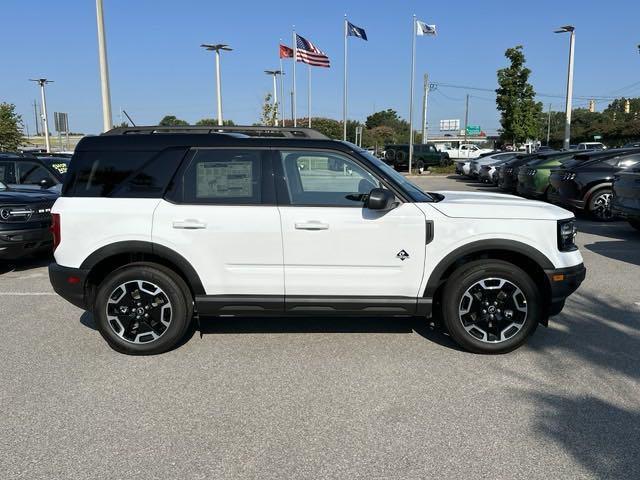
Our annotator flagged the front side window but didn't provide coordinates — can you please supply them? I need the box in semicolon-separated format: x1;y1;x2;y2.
173;149;265;205
279;150;382;206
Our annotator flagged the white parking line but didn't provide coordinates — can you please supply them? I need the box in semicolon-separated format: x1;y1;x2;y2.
0;292;57;296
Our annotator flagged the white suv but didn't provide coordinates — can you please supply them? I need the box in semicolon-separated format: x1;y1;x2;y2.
49;126;586;355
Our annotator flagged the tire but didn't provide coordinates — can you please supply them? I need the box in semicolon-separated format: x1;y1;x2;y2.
441;259;541;354
416;160;425;174
93;263;193;355
395;150;406;163
629;218;640;231
385;150;396;161
587;188;615;221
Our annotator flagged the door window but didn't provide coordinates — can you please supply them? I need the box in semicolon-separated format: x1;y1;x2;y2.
0;162;16;184
16;161;58;186
171;149;270;205
278;150;382;206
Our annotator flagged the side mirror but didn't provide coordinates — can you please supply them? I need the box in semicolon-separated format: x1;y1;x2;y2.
366;188;395;211
39;178;55;189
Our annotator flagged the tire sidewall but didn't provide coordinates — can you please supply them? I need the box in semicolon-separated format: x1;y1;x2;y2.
94;264;192;355
442;260;541;354
588;188;614;221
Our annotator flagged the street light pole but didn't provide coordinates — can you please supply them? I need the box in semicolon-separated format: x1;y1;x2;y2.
555;25;575;150
29;79;53;153
201;44;233;126
264;70;282;126
95;0;113;132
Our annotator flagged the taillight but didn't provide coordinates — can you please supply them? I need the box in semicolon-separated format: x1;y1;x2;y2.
50;213;61;251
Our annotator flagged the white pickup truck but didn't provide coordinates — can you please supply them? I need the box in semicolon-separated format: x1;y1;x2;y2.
441;144;494;159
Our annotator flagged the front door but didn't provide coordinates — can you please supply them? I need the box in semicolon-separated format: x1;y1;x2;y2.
275;149;427;310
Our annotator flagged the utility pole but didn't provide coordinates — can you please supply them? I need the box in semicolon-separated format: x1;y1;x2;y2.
290;91;294;125
546;103;552;146
555;25;575;150
264;70;282;126
96;0;113;132
421;73;430;143
29;79;52;153
464;94;469;147
201;44;233;126
33;100;40;136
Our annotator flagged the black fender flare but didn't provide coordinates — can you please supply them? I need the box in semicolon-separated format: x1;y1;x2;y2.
583;182;612;204
80;241;205;295
423;239;555;297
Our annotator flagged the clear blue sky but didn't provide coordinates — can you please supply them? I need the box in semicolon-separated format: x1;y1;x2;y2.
1;0;639;135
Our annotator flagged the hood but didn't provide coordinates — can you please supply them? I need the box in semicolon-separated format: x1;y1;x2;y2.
427;190;572;221
0;189;58;204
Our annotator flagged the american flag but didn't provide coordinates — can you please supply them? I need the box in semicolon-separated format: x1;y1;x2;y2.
295;34;330;68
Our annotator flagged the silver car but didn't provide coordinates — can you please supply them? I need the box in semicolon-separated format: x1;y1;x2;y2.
470;152;516;178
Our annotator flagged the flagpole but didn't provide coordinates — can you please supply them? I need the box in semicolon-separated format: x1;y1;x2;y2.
408;14;417;175
292;28;297;127
343;14;348;141
279;44;285;125
307;64;311;128
279;56;285;125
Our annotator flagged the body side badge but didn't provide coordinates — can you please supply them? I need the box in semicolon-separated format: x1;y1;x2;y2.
396;250;410;261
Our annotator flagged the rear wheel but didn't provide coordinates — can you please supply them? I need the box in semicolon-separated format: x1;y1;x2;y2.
385;150;396;161
588;188;615;221
94;263;193;355
441;260;541;354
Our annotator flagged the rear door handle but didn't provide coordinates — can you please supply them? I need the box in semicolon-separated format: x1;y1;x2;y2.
295;221;329;230
172;219;207;230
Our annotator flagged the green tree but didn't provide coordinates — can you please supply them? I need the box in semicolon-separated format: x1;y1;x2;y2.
195;118;235;126
260;94;278;126
159;115;188;126
495;45;543;144
0;103;24;151
362;126;396;150
364;109;410;142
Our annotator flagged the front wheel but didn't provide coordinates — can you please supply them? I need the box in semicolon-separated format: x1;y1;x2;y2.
94;263;193;355
441;260;541;354
588;188;615;221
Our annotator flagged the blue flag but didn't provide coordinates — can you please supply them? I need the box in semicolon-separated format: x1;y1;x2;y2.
347;21;367;41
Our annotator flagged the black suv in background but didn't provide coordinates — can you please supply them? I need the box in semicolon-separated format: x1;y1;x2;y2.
548;150;640;220
0;152;67;192
612;164;640;230
0;180;56;260
384;143;451;172
497;153;537;192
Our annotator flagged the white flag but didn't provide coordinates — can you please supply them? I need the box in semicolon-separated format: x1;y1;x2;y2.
416;21;437;36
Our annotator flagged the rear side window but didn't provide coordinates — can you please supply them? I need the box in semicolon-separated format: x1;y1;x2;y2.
0;161;16;184
17;161;58;186
167;148;271;205
64;148;187;197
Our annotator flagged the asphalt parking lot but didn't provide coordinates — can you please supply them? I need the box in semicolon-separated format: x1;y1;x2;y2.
2;175;639;480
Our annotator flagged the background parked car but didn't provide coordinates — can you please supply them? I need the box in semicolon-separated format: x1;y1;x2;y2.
455;160;471;176
0;180;57;261
576;142;606;151
497;154;538;192
440;143;494;159
0;152;66;193
469;152;517;177
516;151;577;200
384;143;451;172
548;150;640;220
612;164;640;231
479;156;515;183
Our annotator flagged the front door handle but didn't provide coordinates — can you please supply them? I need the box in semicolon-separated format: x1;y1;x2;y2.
295;221;329;230
172;219;207;230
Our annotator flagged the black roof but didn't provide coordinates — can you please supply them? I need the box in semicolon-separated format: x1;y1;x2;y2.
102;125;328;139
77;126;349;153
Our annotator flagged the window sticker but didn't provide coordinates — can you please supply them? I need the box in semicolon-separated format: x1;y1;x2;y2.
196;161;253;198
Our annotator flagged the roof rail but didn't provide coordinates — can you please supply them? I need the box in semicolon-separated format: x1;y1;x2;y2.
102;125;329;139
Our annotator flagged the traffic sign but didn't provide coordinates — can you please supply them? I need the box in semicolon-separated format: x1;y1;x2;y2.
466;125;481;136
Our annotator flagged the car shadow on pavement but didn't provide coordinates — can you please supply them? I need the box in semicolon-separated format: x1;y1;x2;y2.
0;255;52;275
501;290;640;479
577;219;640;241
79;311;464;351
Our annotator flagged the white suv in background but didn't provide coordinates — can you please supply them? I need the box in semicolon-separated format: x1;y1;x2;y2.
49;126;586;355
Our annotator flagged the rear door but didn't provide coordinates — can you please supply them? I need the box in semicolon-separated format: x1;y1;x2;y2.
275;148;427;311
152;148;284;308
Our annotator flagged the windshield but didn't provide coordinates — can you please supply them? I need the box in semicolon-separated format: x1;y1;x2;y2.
349;145;434;202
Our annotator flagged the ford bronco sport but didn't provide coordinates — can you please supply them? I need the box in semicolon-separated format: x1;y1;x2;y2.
49;126;586;355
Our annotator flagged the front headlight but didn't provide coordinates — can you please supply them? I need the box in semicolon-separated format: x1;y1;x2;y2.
557;218;578;252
